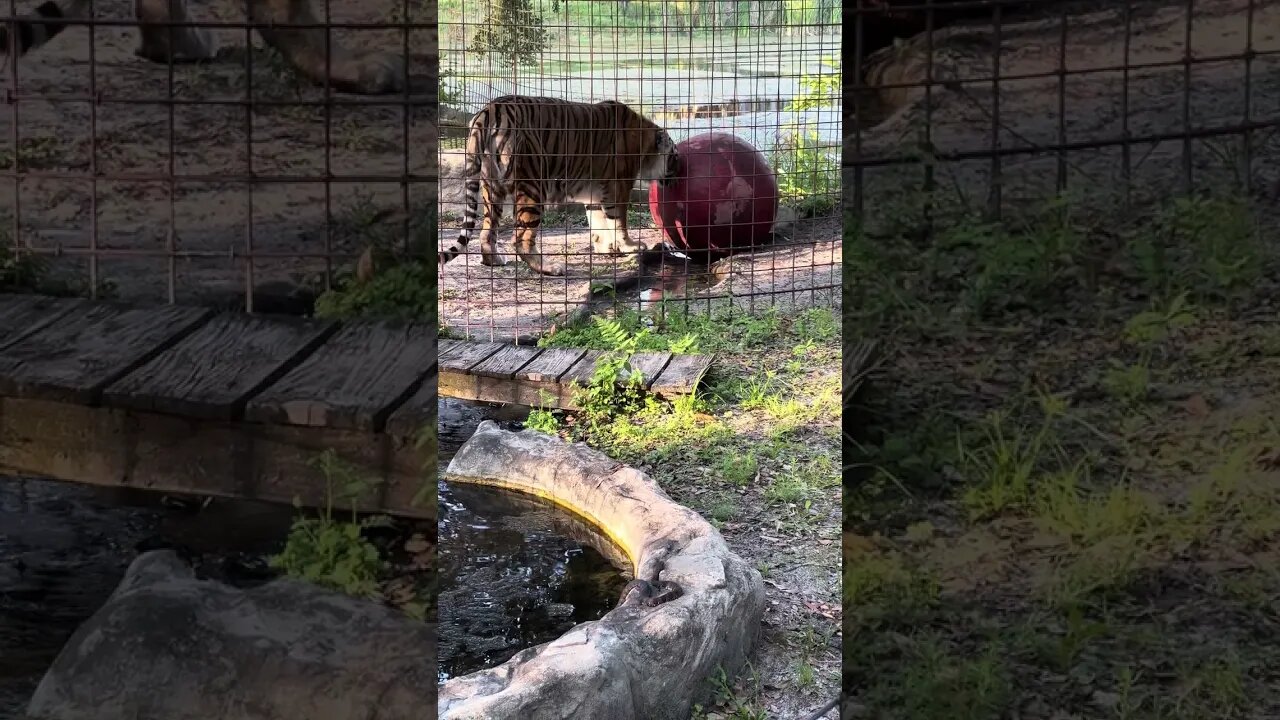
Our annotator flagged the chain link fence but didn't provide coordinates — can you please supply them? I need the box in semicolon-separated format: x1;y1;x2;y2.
0;0;435;314
844;0;1277;228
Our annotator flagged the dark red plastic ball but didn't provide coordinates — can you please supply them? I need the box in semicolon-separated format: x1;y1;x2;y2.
648;132;778;256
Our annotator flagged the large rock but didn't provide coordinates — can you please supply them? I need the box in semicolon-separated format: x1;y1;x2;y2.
24;551;436;720
439;421;765;720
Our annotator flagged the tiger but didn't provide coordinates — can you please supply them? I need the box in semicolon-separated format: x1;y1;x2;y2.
437;95;682;276
0;0;406;95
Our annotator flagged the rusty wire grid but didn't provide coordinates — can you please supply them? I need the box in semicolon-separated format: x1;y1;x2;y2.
843;0;1280;227
0;0;436;314
437;0;841;342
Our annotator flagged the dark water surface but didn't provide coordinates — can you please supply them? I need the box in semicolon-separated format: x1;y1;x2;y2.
0;397;631;709
436;398;630;682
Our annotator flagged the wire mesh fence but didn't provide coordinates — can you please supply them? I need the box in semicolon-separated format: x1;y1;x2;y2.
843;0;1278;235
437;0;841;342
842;3;1278;716
0;0;436;315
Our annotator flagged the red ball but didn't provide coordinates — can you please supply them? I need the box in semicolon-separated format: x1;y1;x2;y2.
648;132;778;256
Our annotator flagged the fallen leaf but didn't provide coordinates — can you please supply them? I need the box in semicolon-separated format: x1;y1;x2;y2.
1183;393;1211;417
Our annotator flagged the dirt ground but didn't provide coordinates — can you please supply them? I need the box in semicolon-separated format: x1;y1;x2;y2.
844;1;1280;718
0;0;435;308
437;215;842;342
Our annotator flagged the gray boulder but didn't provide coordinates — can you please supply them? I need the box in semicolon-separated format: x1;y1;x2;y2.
24;551;436;720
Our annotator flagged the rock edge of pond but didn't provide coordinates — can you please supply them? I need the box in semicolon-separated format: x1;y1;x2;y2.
21;550;437;720
438;420;766;720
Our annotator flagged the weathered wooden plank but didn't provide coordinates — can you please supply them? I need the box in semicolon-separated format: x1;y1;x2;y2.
384;370;437;491
0;302;213;404
243;321;435;432
438;342;504;402
497;347;582;408
385;376;438;440
437;338;461;359
471;344;540;379
101;313;339;421
433;341;711;410
649;353;714;396
516;347;586;383
561;349;609;388
440;341;503;373
0;294;86;348
0;397;434;520
464;344;543;407
625;352;672;390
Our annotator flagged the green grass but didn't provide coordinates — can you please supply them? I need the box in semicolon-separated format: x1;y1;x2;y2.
845;188;1280;717
534;308;839;475
531;304;841;716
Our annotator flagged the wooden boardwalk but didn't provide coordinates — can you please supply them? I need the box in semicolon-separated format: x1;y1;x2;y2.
437;338;714;410
0;294;436;519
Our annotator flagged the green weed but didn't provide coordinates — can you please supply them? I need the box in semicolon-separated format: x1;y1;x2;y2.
720;453;758;486
270;450;387;598
314;261;436;321
862;637;1013;720
845;550;940;628
0;243;47;292
540;311;699;354
525;408;561;434
958;408;1062;520
1130;195;1262;299
691;665;768;720
1032;472;1156;546
1101;361;1151;404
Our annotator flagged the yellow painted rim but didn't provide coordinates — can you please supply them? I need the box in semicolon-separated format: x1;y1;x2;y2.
445;475;639;577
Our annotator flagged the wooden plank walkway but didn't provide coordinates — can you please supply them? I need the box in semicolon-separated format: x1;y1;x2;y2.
0;293;436;520
436;338;714;410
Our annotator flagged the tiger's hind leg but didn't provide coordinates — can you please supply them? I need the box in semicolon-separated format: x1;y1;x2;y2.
133;0;218;63
512;189;562;276
478;182;507;267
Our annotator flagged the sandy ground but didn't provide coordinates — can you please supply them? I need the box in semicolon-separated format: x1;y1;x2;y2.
847;0;1280;212
0;0;435;307
437;217;842;341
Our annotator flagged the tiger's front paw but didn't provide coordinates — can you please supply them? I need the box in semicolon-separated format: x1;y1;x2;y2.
590;232;614;254
592;233;646;256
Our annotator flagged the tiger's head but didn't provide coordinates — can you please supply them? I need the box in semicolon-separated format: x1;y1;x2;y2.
645;128;681;188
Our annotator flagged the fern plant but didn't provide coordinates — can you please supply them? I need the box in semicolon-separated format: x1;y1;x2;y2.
571;317;646;431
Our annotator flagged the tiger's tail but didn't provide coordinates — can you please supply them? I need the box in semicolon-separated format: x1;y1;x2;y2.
0;0;90;62
438;109;488;267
